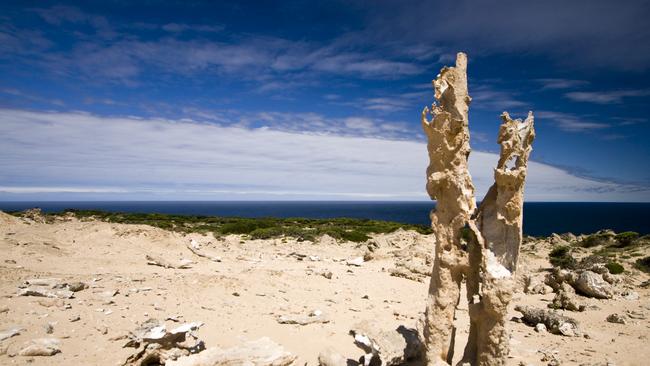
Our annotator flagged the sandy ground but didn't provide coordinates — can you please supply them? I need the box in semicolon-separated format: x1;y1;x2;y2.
0;211;649;365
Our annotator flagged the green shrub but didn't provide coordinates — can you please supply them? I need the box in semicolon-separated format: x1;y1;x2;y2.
614;231;639;247
635;256;650;273
50;210;431;243
579;232;614;248
249;226;285;239
549;245;576;269
549;245;570;258
338;230;370;243
220;219;274;235
605;261;624;274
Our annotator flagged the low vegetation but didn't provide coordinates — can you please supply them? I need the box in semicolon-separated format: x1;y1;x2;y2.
549;245;577;269
605;261;625;274
12;209;432;243
579;231;615;248
613;231;640;247
635;256;650;273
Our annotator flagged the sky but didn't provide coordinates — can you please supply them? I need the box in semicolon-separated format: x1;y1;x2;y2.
1;0;649;201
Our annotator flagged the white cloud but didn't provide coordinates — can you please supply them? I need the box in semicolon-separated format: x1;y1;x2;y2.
535;78;589;90
0;109;647;201
565;89;650;104
536;111;610;132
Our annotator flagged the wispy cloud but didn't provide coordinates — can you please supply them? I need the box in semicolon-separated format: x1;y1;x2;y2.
565;89;650;104
535;78;589;90
6;6;431;86
536;111;610;132
161;23;224;33
365;0;650;70
0;108;647;201
470;85;528;111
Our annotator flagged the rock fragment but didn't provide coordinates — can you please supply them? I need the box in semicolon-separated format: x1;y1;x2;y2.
349;320;421;366
277;310;329;325
515;305;579;336
346;257;364;267
525;274;552;295
122;319;205;365
186;239;222;263
573;271;613;299
621;290;639;300
146;255;193;269
18;338;61;356
166;337;296;366
67;282;87;292
550;283;585;312
606;313;627;324
18;286;74;299
318;347;348;366
0;326;23;341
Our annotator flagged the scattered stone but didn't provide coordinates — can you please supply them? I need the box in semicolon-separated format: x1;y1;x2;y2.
573;271;613;299
0;326;23;341
35;298;65;307
318;347;348;366
122;319;205;365
606;313;627;324
186;239;222;263
146;254;193;269
166;337;296;366
515;305;580;336
550;283;585;312
626;310;646;320
69;315;80;322
350;320;422;366
277;310;329;325
525;274;552;295
44;322;54;334
25;278;62;287
66;282;87;292
621;290;639;300
389;267;423;282
346;257;364;267
129;287;153;294
287;252;307;260
363;251;374;262
0;306;8;314
18;338;61;356
535;323;547;333
320;270;333;280
22;208;46;223
538;348;561;366
18;287;74;299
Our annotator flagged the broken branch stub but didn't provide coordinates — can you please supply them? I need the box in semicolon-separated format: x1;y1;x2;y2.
421;52;535;366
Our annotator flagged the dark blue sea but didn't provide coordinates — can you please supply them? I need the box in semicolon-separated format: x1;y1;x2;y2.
0;201;648;237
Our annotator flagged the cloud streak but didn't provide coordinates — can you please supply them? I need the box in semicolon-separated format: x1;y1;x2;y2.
565;89;650;104
0;109;647;202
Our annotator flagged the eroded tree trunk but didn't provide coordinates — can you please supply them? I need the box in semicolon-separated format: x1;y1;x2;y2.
421;52;535;366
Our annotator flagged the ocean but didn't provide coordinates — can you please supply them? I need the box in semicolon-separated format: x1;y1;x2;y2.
0;201;648;237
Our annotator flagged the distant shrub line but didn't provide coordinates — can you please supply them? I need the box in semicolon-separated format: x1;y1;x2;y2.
26;209;432;243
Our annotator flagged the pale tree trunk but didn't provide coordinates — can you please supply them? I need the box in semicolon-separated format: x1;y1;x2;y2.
421;52;535;366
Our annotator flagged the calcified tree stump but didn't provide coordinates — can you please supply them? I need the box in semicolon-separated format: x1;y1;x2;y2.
421;52;535;366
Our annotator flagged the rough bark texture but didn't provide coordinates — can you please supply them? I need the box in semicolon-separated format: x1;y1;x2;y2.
421;52;535;366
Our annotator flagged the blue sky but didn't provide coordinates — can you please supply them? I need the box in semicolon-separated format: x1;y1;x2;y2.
1;0;649;201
